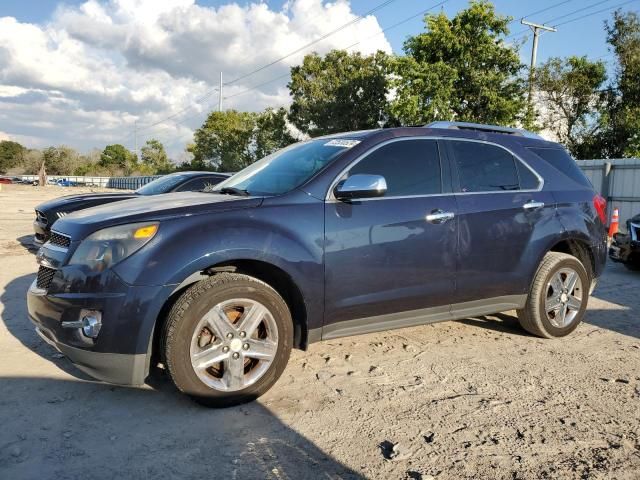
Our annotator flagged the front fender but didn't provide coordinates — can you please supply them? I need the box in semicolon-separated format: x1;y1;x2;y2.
112;199;325;329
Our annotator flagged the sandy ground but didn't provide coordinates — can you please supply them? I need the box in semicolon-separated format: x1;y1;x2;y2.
0;184;639;480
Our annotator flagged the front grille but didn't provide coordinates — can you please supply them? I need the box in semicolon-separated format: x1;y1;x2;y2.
36;266;56;290
35;210;48;225
49;232;71;249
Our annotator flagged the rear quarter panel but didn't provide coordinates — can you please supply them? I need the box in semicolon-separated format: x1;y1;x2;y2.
506;139;607;278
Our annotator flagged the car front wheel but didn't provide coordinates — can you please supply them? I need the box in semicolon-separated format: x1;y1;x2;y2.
517;252;590;338
164;273;293;407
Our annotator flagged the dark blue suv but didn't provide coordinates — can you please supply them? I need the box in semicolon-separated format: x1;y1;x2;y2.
27;122;608;407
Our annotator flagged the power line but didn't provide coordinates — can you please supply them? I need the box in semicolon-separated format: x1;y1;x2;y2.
125;0;400;141
223;72;291;101
513;0;577;22
225;0;451;101
344;0;450;51
506;0;614;40
222;0;401;87
554;0;639;27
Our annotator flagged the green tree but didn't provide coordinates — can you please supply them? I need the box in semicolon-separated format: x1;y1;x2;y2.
191;110;256;171
534;56;607;156
288;50;390;136
597;10;640;158
140;139;173;174
254;107;296;160
0;140;25;173
190;108;297;171
390;0;526;126
41;146;83;175
99;144;137;174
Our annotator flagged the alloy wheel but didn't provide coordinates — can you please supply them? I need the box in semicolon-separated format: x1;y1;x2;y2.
544;267;583;328
189;298;279;392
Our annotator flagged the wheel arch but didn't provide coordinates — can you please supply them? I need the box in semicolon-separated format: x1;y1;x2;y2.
547;237;595;280
149;259;310;373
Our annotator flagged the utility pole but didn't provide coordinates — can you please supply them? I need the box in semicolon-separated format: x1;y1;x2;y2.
134;120;138;159
521;19;557;104
218;71;223;112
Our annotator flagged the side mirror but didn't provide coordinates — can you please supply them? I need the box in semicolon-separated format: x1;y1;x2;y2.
334;174;387;200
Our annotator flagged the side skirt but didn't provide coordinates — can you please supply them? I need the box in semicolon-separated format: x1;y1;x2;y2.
313;295;527;343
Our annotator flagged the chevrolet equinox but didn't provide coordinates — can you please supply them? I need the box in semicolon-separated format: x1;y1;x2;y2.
27;122;608;407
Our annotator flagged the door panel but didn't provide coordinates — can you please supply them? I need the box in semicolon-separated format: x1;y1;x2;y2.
324;196;457;326
454;191;556;303
446;139;556;303
322;138;457;333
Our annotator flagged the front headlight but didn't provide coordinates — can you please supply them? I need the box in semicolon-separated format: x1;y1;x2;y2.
69;222;159;272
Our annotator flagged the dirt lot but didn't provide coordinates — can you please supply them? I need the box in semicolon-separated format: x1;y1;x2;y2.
0;184;639;480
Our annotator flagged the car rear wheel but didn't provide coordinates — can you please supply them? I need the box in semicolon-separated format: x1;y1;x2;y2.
517;252;590;338
164;273;293;407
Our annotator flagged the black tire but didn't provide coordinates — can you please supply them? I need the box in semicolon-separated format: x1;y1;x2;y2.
164;273;293;407
517;252;590;338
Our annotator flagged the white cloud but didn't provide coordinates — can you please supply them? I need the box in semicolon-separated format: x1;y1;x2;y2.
0;0;392;156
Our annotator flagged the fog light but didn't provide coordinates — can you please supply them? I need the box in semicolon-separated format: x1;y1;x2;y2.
81;311;102;338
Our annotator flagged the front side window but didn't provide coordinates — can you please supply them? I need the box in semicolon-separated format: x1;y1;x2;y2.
347;139;442;196
450;141;520;192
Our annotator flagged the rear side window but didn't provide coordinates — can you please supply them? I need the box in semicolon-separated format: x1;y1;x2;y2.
527;147;592;188
349;139;441;196
450;141;520;192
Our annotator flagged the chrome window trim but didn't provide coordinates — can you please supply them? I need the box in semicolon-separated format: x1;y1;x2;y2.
325;136;544;202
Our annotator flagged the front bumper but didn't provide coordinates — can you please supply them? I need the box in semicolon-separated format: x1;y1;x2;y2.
608;234;639;264
27;273;176;386
34;324;147;385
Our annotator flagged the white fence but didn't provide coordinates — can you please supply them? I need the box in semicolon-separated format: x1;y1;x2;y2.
19;175;112;187
18;175;161;189
579;158;640;228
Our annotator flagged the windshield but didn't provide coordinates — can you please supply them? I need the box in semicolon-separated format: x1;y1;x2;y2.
136;174;189;195
212;138;359;196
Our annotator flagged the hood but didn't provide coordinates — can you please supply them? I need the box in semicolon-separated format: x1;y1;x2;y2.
53;192;263;239
35;192;137;213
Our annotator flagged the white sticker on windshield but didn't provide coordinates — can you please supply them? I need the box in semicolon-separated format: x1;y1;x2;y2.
324;139;361;148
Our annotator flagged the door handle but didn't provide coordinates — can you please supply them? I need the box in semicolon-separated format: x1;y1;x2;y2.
426;209;455;224
523;200;545;211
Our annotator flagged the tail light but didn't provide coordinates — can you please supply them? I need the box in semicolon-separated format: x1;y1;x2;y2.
593;194;607;224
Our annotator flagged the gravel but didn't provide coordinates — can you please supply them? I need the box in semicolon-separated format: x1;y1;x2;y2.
0;184;639;479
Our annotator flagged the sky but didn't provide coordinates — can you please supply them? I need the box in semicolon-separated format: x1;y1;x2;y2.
0;0;637;158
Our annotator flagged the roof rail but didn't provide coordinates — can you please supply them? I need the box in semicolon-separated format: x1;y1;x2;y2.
426;121;544;140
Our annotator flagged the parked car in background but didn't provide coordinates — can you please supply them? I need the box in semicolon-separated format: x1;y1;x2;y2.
55;178;77;187
28;122;607;407
609;213;640;270
33;171;229;244
0;176;22;184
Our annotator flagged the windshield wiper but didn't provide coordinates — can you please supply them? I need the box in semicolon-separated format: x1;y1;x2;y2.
213;187;250;196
